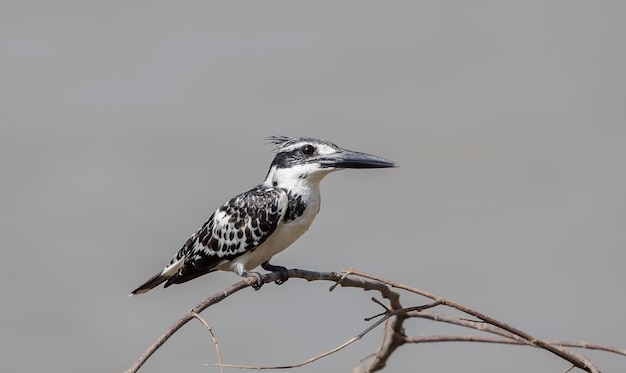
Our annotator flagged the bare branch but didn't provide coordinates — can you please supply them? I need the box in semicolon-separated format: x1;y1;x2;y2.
207;302;448;370
562;365;576;373
190;311;223;373
548;341;626;356
125;276;259;373
408;311;531;344
208;309;392;370
403;334;626;356
357;301;442;373
127;268;623;373
126;269;400;373
344;269;601;373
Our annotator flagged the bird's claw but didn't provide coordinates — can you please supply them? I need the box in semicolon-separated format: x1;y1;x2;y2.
274;268;289;285
243;271;265;291
251;277;264;291
261;261;289;285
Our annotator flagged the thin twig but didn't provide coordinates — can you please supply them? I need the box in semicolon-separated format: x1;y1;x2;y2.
329;270;352;292
210;304;442;370
548;341;626;356
408;311;531;345
403;333;626;356
372;318;389;362
345;269;601;373
357;303;440;373
126;269;401;373
408;310;626;357
190;311;223;373
127;268;623;373
562;364;576;373
209;307;399;370
125;276;258;373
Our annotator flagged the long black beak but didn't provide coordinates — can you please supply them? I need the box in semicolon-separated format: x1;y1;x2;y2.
317;148;398;169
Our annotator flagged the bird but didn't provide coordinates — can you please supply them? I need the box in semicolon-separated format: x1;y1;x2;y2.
129;136;397;295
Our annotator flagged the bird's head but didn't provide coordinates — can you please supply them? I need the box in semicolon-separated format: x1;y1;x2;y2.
264;136;397;187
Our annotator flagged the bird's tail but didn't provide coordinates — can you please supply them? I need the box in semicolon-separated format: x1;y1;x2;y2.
129;272;169;296
128;259;183;296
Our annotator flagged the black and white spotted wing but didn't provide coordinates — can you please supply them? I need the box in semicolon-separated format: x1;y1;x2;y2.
164;186;287;286
130;186;287;294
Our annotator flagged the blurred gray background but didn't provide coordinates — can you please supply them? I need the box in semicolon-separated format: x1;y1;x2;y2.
1;1;624;372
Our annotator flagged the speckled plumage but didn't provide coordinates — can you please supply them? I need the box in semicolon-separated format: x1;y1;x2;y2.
163;187;288;286
130;136;396;295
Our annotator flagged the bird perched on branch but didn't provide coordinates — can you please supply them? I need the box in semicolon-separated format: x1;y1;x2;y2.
130;136;397;295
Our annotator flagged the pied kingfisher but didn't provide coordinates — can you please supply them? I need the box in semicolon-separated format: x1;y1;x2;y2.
130;136;396;295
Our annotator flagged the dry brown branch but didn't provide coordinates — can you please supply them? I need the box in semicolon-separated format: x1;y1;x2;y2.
126;268;623;373
190;311;223;373
125;276;258;373
343;269;601;373
126;269;400;373
208;306;395;370
404;311;626;356
206;302;440;371
403;334;626;355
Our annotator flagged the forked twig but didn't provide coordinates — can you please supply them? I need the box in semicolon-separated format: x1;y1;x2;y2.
127;268;622;373
208;311;392;370
190;311;223;373
344;269;600;373
208;302;442;370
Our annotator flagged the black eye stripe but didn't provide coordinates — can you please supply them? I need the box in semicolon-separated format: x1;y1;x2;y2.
270;144;319;168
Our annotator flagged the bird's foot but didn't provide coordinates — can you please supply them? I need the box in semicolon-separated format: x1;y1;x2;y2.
242;271;265;291
261;261;289;285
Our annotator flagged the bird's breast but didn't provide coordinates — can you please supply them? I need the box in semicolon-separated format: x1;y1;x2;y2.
235;194;320;271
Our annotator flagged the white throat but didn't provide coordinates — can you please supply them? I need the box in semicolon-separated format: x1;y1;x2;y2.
263;164;335;193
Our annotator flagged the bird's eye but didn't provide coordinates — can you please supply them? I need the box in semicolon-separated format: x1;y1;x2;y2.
301;144;315;155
